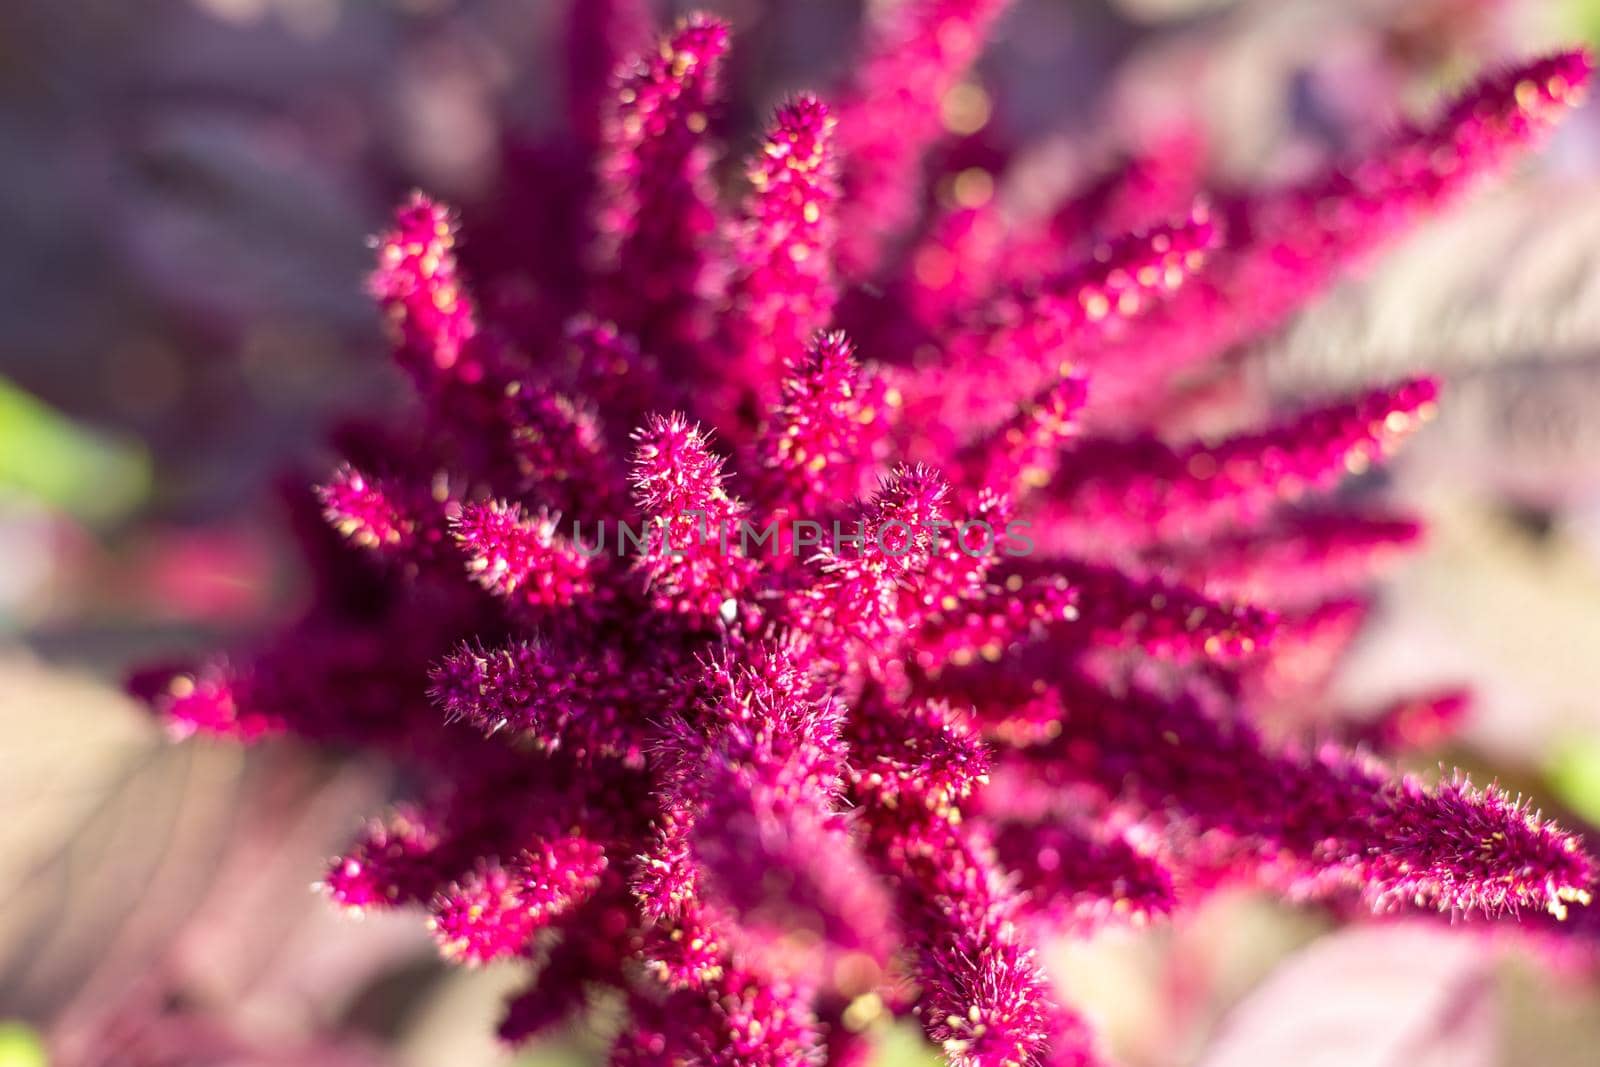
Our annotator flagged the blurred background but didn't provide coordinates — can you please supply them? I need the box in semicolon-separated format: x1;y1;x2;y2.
5;0;1600;1064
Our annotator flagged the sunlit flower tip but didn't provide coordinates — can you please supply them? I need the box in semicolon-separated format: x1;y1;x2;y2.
855;750;1066;1065
709;976;825;1067
1023;674;1596;919
630;807;699;923
638;907;731;992
727;93;841;378
859;463;952;563
428;840;607;964
1370;774;1597;918
660;12;728;64
629;412;738;516
604;12;729;144
317;464;415;553
1440;49;1594;155
770;91;835;141
920;940;1054;1067
322;808;441;911
756;331;888;513
451;500;596;608
629;413;755;616
369;192;478;379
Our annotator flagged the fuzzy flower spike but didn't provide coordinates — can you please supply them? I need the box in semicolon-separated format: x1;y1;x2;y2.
134;10;1596;1067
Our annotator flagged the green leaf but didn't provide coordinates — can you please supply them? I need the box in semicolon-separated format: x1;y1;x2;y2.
0;1021;47;1067
0;376;150;523
1567;0;1600;47
1547;736;1600;828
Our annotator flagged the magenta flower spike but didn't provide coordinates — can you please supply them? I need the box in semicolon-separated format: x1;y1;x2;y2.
1079;52;1593;411
835;0;1015;279
371;193;484;387
321;805;442;911
129;12;1599;1066
753;330;892;519
596;16;730;372
904;208;1218;439
140;662;265;741
1345;687;1474;754
452;499;599;611
1045;377;1440;553
499;385;621;516
429;839;609;964
723;94;842;390
1019;673;1594;917
630;411;757;621
901;203;1011;328
1163;510;1427;609
317;465;417;555
973;207;1219;379
1046;125;1211;247
429;638;646;762
957;375;1088;499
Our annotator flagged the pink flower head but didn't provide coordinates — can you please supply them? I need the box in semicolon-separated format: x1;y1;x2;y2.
724;94;842;389
130;15;1598;1066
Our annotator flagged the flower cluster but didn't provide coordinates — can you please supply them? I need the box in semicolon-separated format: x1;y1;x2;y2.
133;6;1597;1066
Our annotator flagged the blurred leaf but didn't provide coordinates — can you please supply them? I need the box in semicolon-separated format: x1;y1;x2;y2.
1547;736;1600;828
872;1022;941;1067
1193;923;1497;1067
1567;0;1600;48
0;377;149;524
1276;182;1600;388
1335;492;1600;766
0;1021;46;1067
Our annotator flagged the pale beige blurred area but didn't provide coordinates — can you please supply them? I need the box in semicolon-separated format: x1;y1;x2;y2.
0;645;591;1066
0;648;422;1057
1275;184;1600;392
1043;896;1600;1067
1249;151;1600;762
1270;178;1600;503
1328;490;1600;765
